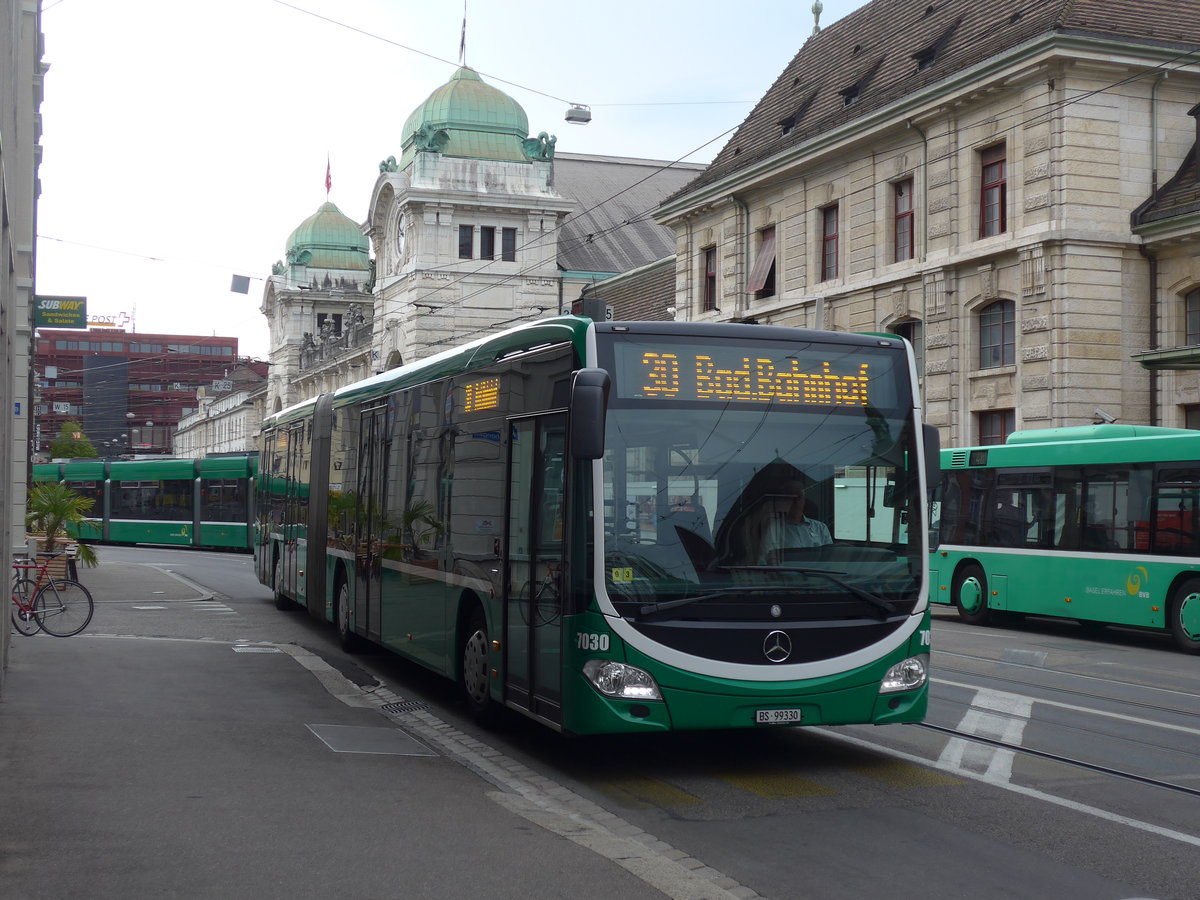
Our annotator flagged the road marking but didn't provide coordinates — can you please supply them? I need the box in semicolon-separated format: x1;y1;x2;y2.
593;774;704;808
938;677;1200;738
719;769;836;799
938;688;1032;783
846;757;963;788
822;728;1200;849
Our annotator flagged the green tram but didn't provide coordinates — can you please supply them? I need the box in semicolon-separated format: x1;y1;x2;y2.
932;424;1200;653
34;454;257;551
257;316;940;734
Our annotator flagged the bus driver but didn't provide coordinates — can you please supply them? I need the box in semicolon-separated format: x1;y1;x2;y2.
760;479;832;563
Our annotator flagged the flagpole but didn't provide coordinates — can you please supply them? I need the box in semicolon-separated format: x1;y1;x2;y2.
459;0;467;66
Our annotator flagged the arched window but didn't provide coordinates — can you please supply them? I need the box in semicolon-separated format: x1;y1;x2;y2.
1185;288;1200;345
891;319;924;379
978;299;1015;368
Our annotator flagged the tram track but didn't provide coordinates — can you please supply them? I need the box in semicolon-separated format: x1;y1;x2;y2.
915;721;1200;800
931;650;1200;720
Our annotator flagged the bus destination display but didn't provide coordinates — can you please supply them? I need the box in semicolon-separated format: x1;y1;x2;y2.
625;347;872;407
462;377;500;413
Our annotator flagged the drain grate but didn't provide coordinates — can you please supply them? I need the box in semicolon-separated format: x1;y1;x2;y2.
381;700;429;715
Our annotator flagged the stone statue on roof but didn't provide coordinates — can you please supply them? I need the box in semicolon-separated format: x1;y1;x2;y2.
411;125;450;153
522;132;557;161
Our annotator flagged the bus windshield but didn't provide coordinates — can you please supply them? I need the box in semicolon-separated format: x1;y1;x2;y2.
598;335;923;622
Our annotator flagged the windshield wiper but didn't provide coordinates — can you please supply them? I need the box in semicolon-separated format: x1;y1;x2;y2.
789;568;897;619
718;566;898;620
636;586;799;617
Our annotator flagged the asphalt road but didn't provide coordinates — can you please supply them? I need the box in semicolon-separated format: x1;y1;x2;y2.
8;546;1196;900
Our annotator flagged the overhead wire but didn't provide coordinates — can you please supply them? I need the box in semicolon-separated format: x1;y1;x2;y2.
34;7;1200;356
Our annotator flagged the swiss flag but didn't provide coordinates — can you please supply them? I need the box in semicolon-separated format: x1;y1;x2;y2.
325;157;332;195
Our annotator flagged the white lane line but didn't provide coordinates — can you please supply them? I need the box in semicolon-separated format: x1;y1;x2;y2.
823;728;1200;849
937;677;1200;737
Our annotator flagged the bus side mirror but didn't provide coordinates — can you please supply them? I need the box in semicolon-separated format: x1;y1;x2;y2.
570;368;610;460
923;424;942;491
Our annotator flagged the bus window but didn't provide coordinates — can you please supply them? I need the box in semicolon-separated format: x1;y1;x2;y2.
1083;470;1129;552
1150;467;1200;554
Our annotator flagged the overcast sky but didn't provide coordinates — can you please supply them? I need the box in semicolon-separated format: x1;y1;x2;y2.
35;0;867;360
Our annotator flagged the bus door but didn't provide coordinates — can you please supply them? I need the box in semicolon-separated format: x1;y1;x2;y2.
505;414;567;725
281;423;305;603
354;404;388;643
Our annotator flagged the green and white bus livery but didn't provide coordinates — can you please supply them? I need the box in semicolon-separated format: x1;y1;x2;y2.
258;316;940;734
932;424;1200;653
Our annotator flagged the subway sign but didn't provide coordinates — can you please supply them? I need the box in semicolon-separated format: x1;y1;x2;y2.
34;295;88;329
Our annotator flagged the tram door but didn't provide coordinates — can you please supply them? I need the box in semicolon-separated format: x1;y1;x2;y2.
506;414;567;725
354;404;388;642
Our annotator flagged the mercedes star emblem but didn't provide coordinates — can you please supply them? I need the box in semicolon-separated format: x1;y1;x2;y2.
763;630;792;663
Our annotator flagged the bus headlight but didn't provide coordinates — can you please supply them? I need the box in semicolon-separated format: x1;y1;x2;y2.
879;656;928;694
583;660;663;701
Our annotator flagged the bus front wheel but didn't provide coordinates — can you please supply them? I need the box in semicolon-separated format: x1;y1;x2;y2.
460;606;498;724
1168;578;1200;654
953;564;992;626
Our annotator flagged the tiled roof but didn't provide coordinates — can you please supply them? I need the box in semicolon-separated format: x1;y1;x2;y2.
553;153;704;274
1132;148;1200;227
1133;103;1200;227
580;257;675;321
672;0;1200;200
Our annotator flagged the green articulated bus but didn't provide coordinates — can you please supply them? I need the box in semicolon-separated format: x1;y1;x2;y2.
34;454;257;551
257;315;941;734
932;424;1200;654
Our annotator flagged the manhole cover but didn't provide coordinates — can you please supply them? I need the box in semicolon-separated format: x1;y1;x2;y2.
306;723;435;756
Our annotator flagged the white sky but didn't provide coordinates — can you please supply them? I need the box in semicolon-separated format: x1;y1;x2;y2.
35;0;867;360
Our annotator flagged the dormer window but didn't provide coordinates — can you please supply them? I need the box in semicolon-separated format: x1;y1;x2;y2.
839;59;883;110
912;19;960;72
779;90;818;135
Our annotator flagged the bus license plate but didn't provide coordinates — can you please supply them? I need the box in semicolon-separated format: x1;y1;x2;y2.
756;708;802;725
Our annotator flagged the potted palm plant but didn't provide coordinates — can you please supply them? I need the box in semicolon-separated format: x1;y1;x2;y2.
25;481;100;578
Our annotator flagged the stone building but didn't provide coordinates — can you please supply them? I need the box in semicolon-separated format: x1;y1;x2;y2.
656;0;1200;446
260;66;702;416
260;201;374;413
172;362;268;458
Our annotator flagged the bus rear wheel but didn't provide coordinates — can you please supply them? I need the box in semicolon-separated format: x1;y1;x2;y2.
953;564;992;626
273;557;292;611
1169;578;1200;654
460;606;498;724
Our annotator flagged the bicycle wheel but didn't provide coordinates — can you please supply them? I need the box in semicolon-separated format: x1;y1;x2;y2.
35;579;94;637
10;578;42;635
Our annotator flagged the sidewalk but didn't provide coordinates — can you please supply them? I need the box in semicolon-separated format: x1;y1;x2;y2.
0;564;688;900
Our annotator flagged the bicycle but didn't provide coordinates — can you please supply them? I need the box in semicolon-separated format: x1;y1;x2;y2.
10;552;95;637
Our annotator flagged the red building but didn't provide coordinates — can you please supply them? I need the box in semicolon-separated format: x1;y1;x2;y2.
35;329;241;457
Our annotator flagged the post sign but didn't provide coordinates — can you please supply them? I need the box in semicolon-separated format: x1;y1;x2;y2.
34;295;88;329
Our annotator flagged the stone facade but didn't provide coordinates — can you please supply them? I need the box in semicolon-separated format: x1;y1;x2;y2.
657;0;1200;446
365;155;574;370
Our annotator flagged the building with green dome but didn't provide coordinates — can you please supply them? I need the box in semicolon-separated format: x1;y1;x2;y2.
365;66;701;373
261;65;701;413
261;199;374;411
